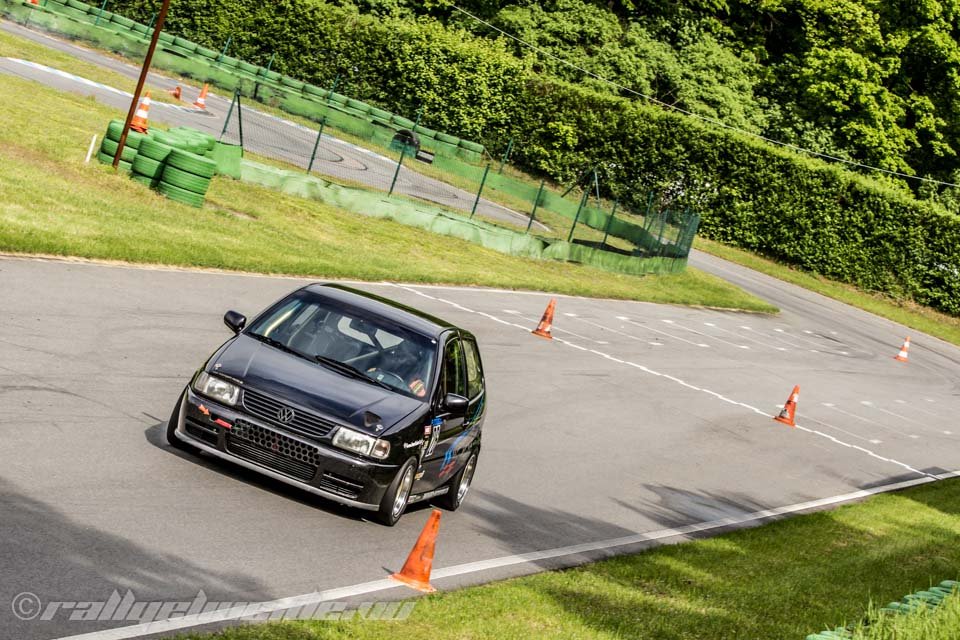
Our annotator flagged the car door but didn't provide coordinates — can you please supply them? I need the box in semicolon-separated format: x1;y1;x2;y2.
421;333;468;486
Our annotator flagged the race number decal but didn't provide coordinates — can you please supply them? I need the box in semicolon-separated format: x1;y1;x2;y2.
424;417;442;456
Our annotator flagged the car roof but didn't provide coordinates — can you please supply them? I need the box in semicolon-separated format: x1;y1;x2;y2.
305;283;461;339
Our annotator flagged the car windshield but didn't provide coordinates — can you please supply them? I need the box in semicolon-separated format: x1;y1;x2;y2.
245;291;437;400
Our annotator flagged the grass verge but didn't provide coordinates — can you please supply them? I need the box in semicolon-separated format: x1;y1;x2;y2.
0;71;775;311
166;478;960;639
695;237;960;346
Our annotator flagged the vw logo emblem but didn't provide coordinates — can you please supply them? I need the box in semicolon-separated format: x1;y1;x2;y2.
276;407;295;424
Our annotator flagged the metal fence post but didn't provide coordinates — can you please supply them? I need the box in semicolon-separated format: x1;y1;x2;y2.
94;0;108;26
218;36;231;63
600;200;618;250
147;11;157;28
498;138;513;174
219;87;239;141
306;117;327;174
235;90;244;149
254;53;274;101
654;209;669;256
526;179;545;233
388;146;407;195
567;189;589;242
412;108;423;133
326;73;340;103
470;163;491;219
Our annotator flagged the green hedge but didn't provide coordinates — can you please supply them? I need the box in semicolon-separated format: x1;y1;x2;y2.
67;0;960;313
508;78;960;313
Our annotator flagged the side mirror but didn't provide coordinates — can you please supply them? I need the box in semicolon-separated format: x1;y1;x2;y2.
223;310;246;334
443;393;468;417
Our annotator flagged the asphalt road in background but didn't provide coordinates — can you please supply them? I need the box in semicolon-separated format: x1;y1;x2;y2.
2;254;960;639
0;20;541;229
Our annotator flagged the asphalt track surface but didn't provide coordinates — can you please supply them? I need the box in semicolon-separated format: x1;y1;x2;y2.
3;252;960;640
0;20;542;230
4;20;960;640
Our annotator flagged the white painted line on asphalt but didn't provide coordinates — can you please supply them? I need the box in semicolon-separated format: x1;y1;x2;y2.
664;319;749;350
772;328;819;351
507;312;607;344
859;400;943;436
777;327;842;351
567;316;664;347
49;471;958;640
895;399;939;417
799;414;880;445
618;316;708;348
737;325;789;351
820;402;908;433
406;287;935;480
704;321;784;351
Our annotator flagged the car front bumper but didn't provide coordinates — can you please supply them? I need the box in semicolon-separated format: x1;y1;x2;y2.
174;389;399;511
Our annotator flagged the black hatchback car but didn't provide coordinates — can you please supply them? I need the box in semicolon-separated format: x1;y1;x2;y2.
167;284;486;525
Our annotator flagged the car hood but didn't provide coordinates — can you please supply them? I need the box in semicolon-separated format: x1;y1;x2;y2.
212;334;423;433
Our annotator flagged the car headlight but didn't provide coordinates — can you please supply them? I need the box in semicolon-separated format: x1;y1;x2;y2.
192;371;240;406
332;427;390;460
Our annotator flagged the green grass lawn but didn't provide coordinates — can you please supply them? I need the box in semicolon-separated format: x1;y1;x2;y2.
0;70;774;311
850;593;960;640
166;478;960;640
695;237;960;347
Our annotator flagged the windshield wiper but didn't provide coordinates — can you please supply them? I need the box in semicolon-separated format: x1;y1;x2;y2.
314;355;393;391
248;332;311;361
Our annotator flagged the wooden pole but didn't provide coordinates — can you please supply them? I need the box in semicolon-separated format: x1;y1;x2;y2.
113;0;170;169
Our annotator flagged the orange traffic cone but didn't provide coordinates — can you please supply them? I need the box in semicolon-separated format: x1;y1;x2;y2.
390;509;441;593
894;337;910;362
129;92;151;133
193;83;209;110
774;385;800;427
532;299;557;340
168;85;182;101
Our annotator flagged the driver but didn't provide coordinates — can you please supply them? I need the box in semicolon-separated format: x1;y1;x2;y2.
396;343;430;399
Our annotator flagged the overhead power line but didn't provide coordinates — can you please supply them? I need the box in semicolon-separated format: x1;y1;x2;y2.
452;4;959;189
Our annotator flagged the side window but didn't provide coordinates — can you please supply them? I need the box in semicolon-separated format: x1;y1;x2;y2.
442;338;467;397
463;339;483;399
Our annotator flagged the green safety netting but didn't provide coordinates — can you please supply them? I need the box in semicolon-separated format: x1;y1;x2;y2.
238;160;688;275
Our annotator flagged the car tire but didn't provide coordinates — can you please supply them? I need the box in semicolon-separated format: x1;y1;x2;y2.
165;389;196;452
375;457;417;526
437;450;478;511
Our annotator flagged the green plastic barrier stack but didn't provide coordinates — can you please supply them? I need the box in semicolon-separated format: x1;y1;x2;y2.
93;119;219;206
805;581;959;640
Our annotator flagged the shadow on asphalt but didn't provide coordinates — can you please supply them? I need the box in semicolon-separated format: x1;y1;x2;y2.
142;423;437;525
0;475;271;640
143;423;365;523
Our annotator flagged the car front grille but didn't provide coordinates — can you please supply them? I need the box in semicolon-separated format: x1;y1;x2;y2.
319;471;364;500
241;388;338;440
226;420;319;482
